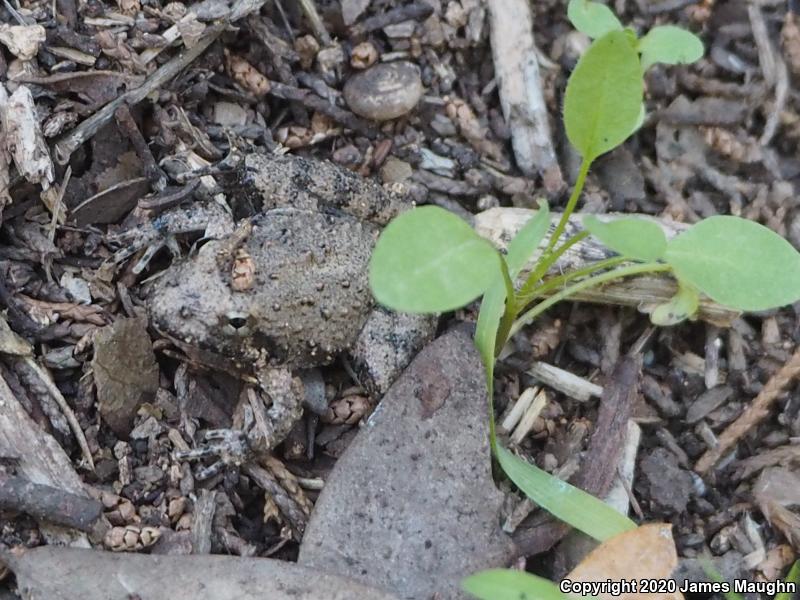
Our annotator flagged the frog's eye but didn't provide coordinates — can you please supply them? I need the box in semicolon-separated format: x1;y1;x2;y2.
223;311;250;335
228;315;247;329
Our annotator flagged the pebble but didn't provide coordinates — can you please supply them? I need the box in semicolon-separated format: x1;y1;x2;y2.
343;61;423;121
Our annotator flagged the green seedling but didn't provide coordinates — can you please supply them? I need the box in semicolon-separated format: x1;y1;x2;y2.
369;1;800;596
462;568;579;600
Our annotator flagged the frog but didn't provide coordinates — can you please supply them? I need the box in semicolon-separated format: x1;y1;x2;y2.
141;152;437;477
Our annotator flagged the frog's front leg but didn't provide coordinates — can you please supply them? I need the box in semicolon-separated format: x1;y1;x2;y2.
174;367;304;479
244;367;305;458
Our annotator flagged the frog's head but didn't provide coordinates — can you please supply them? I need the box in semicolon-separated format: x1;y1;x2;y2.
145;242;258;364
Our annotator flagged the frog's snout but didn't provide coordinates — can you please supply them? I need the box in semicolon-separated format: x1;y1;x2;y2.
223;311;251;337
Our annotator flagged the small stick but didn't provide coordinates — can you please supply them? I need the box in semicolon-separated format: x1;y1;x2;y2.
527;361;603;403
114;104;167;191
296;0;331;46
242;463;309;537
138;180;200;213
748;2;789;145
695;347;800;474
0;473;103;532
23;357;95;471
510;388;548;445
348;1;434;37
486;0;563;190
499;386;538;433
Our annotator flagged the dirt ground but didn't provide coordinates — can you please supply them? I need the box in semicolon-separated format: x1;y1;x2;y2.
1;0;800;596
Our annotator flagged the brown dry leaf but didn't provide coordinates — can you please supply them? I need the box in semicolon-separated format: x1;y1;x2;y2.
567;523;683;600
92;316;159;437
0;24;46;60
224;49;270;96
0;316;33;356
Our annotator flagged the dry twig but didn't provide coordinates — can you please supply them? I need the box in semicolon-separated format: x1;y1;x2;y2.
486;0;563;190
695;347;800;474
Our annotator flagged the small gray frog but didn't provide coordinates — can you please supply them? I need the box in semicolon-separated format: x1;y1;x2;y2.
144;153;436;475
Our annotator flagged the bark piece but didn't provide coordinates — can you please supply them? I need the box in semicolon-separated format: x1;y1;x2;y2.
0;371;90;547
92;316;159;438
1;84;54;189
4;547;400;600
0;474;102;532
298;327;515;599
0;24;46;60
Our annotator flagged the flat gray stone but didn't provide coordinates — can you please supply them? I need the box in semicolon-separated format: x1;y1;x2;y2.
299;327;515;599
4;547;400;600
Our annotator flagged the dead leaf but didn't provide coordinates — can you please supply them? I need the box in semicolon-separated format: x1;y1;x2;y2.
566;523;683;600
92;316;159;437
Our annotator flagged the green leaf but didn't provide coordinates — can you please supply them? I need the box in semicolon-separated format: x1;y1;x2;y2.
567;0;623;39
564;30;644;161
369;206;502;313
476;206;552;514
582;215;667;261
463;569;573;600
475;278;505;377
496;444;637;541
664;216;800;311
505;201;551;276
475;202;551;382
650;282;700;326
638;25;704;70
776;561;800;600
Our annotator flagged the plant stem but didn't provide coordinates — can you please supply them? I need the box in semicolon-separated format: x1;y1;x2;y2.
508;262;672;338
494;260;518;357
521;256;627;304
516;230;590;304
546;157;591;255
